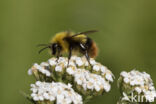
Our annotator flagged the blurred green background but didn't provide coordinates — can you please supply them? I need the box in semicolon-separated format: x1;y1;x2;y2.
0;0;156;104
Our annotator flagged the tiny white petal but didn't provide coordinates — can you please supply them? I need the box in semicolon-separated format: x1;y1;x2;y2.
36;81;42;86
55;66;62;72
28;69;32;75
123;77;130;84
95;85;101;92
104;83;111;92
31;93;36;97
45;71;51;76
76;59;83;66
93;65;100;71
66;67;75;75
135;87;142;94
120;71;128;78
40;62;49;66
48;59;56;66
90;59;96;65
105;73;113;82
33;96;39;101
101;66;106;73
49;96;55;101
43;93;49;100
38;96;44;101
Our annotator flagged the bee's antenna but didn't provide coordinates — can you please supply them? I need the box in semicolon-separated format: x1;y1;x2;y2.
38;46;50;54
37;43;51;47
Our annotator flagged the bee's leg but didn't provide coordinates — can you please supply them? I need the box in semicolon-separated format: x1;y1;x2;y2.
56;55;59;63
80;43;91;66
56;47;61;63
67;47;72;67
84;51;92;66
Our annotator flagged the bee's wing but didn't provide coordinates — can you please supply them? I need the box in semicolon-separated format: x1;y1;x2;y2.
71;30;98;38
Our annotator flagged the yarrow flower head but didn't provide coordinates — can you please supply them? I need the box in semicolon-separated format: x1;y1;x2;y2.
26;56;115;104
30;81;83;104
117;70;156;104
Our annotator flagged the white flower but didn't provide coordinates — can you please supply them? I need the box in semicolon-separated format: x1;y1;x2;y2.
71;68;112;93
28;56;114;103
86;82;94;90
30;81;83;103
28;69;32;75
29;63;51;77
85;61;89;66
76;58;83;66
34;63;42;69
119;70;156;102
66;67;75;75
76;78;83;85
145;91;156;102
49;96;55;101
82;83;87;91
58;57;66;63
48;58;57;66
31;88;38;93
36;81;42;86
105;73;113;82
120;71;128;78
38;96;44;101
93;64;100;71
95;84;101;92
123;77;130;84
90;59;96;65
101;66;106;73
43;93;49;100
70;56;77;60
67;83;72;88
68;61;76;66
55;66;62;72
103;82;111;92
135;87;142;94
33;96;39;101
45;71;51;76
31;93;36;97
40;62;49;66
149;86;155;91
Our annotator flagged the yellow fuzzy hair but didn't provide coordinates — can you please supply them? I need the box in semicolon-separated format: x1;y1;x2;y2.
72;35;87;43
51;31;88;54
51;31;73;53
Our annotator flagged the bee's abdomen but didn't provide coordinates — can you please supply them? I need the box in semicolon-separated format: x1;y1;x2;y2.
86;38;98;58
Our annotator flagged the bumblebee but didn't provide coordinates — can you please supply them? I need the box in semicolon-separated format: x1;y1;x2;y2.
38;30;98;65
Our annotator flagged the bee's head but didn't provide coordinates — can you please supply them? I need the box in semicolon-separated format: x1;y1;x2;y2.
38;43;61;56
51;43;58;55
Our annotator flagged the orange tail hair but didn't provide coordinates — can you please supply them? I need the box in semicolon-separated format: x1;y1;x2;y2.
88;41;98;58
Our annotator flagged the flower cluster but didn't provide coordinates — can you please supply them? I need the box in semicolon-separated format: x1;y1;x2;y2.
30;81;82;104
69;68;111;92
118;70;156;103
27;56;114;104
28;63;51;77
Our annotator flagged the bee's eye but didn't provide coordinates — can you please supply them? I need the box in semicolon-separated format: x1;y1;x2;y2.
52;43;58;55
